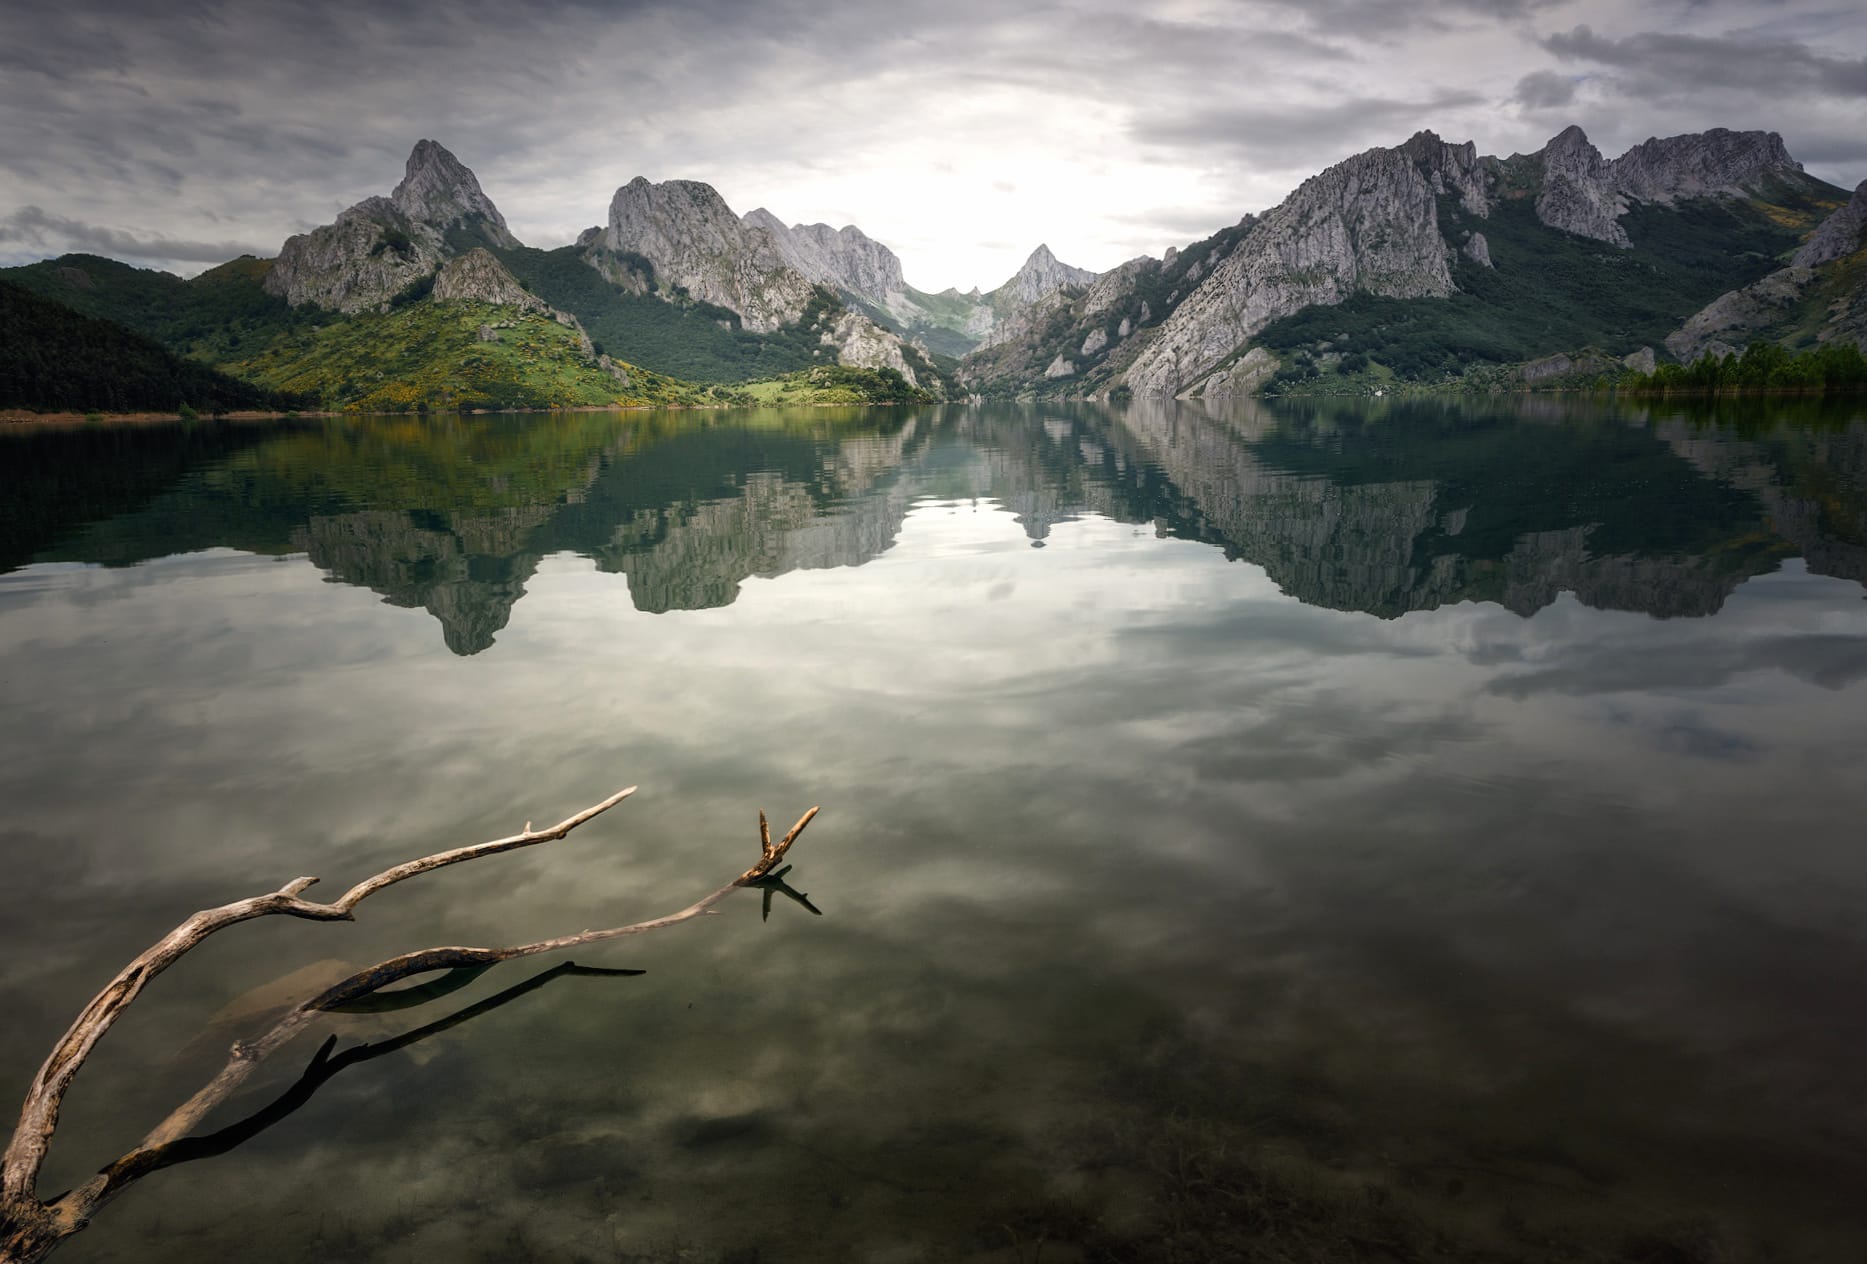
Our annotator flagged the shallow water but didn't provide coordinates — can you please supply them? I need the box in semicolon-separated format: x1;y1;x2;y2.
3;396;1866;1262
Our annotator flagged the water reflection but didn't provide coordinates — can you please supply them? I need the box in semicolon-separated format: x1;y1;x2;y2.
4;398;1867;1261
4;398;1864;655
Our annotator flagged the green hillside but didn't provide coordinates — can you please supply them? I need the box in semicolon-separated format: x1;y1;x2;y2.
224;298;719;412
0;279;303;414
491;244;839;383
0;253;316;364
855;285;983;359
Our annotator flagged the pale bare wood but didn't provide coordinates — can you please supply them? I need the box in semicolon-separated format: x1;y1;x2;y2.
0;785;636;1211
740;805;818;884
0;791;822;1264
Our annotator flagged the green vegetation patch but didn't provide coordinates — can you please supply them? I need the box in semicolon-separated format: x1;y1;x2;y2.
1;279;304;414
738;364;937;406
0;253;318;364
1255;194;1824;388
225;299;712;412
492;244;844;383
1624;339;1867;395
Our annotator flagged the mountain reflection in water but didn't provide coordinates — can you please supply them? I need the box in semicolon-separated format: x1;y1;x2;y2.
4;397;1863;654
4;396;1867;1262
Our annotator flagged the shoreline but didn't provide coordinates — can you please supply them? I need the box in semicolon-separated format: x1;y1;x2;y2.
1;398;925;430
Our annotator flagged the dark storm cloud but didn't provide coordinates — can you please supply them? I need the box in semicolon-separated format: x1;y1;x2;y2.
1543;23;1867;98
1512;69;1580;108
1259;0;1566;36
1134;90;1488;165
0;205;265;263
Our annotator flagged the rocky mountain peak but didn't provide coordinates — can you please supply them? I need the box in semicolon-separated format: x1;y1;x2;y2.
1792;179;1867;269
391;139;516;245
1535;125;1630;247
599;176;815;332
1119;135;1474;394
1610;128;1802;204
264;139;518;312
1005;243;1097;304
741;208;908;306
1401;129;1488;217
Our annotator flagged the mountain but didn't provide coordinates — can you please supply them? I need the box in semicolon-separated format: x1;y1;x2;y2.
8;125;1858;411
961;125;1854;398
265;139;519;313
3;141;954;408
586;175;938;389
730;210;1099;358
596;177;816;332
742;209;906;308
1;279;301;414
1664;178;1867;362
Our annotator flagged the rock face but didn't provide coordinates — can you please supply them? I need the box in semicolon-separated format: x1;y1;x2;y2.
1611;129;1803;205
954;244;1102;349
1001;244;1097;306
820;309;919;385
1663;178;1867;360
1185;346;1278;398
1399;130;1490;217
392;140;517;242
1530;126;1812;247
266;140;517;313
1794;179;1867;268
743;209;908;307
1122;133;1474;394
596;176;933;381
600;177;815;332
1665;268;1816;362
1535;126;1630;247
431;248;544;311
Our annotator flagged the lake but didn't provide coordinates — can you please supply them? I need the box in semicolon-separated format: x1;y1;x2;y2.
3;396;1866;1262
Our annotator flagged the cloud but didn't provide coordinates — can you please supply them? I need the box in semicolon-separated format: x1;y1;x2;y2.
1132;91;1488;166
0;2;1863;288
1543;23;1867;99
1485;633;1867;697
0;204;265;263
1512;69;1580;108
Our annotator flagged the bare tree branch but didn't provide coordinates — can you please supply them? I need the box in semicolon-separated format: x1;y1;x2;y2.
6;789;821;1264
1;785;637;1211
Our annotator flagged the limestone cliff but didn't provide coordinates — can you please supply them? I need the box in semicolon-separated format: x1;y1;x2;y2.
743;209;908;308
1529;126;1814;247
599;177;815;333
1793;179;1867;268
265;140;517;313
1534;126;1629;247
820;310;920;385
430;248;545;311
1612;129;1806;205
1121;134;1477;394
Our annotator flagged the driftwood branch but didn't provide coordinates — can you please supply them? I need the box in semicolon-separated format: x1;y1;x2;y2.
0;792;821;1264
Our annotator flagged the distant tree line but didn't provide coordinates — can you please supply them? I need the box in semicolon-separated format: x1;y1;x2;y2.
1624;341;1867;395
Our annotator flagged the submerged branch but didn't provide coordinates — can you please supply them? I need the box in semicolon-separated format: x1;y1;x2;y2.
0;792;822;1264
1;786;636;1208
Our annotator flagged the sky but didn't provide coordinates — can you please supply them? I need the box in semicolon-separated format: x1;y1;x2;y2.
1;0;1864;292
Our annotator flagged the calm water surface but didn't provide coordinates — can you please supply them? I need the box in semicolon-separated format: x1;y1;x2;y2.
2;397;1866;1262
